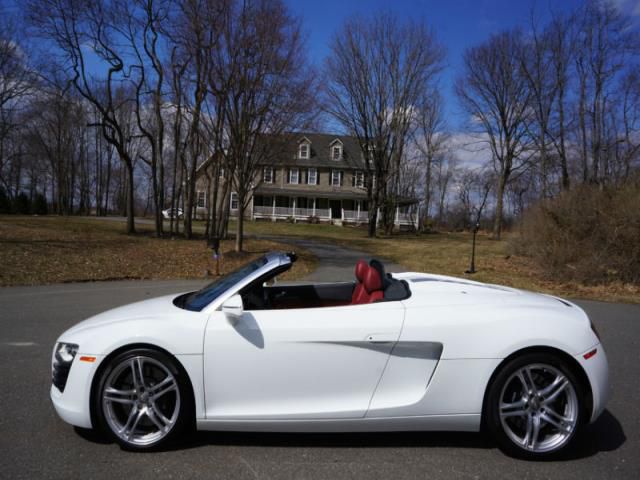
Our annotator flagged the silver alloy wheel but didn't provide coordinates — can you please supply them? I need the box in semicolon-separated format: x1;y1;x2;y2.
102;355;181;446
499;363;579;453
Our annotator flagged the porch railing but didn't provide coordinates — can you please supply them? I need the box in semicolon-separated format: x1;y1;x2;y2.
251;206;417;227
253;206;331;219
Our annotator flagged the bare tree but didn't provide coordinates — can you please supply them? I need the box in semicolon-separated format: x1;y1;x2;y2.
325;12;445;237
546;12;574;190
121;0;173;236
456;29;533;239
209;0;316;251
0;13;35;199
455;168;493;230
168;0;215;239
520;13;559;198
574;0;638;184
28;0;145;233
412;90;448;228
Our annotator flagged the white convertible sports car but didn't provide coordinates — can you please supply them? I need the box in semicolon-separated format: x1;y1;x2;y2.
51;251;609;459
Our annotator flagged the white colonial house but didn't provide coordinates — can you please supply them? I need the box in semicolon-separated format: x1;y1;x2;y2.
195;133;418;228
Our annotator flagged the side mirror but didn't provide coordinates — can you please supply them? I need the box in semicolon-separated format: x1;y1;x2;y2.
221;294;244;321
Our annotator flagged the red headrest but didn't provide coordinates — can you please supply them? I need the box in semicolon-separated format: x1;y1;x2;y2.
363;266;383;293
355;259;368;282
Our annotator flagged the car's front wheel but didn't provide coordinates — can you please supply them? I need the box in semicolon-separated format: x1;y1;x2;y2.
93;348;193;451
485;352;586;459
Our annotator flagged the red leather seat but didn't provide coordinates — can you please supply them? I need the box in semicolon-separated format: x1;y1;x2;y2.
352;263;384;304
351;259;370;304
362;267;384;303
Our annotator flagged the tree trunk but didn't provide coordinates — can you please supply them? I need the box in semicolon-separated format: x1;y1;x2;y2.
126;162;136;235
557;86;570;190
235;204;244;252
492;172;507;240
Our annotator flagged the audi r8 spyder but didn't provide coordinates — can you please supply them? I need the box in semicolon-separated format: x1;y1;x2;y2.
51;251;609;459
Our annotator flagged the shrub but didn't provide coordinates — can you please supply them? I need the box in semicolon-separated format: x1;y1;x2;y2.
32;193;48;215
0;187;10;214
515;183;640;285
13;192;31;214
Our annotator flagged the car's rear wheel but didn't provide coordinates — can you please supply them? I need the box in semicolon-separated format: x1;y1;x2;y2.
93;348;193;451
485;352;586;459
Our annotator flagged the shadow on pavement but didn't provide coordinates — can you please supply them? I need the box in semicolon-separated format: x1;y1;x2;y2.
183;408;626;460
563;409;626;460
73;409;625;461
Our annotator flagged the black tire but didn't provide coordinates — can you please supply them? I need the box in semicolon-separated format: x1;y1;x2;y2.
484;352;586;460
93;348;194;451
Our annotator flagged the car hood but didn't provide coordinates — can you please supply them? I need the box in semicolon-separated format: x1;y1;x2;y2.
62;294;183;336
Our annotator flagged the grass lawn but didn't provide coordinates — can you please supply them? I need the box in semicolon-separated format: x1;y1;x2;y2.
0;216;316;286
237;219;639;304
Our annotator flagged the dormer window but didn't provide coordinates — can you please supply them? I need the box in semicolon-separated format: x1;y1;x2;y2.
330;139;343;160
298;139;310;159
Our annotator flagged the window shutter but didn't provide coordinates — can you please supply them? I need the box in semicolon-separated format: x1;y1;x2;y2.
286;168;290;184
340;171;344;186
351;173;355;187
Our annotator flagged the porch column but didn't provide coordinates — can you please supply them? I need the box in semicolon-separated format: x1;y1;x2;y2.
357;201;361;222
272;196;276;221
312;197;316;216
376;208;380;226
395;205;400;226
292;197;297;222
415;205;420;229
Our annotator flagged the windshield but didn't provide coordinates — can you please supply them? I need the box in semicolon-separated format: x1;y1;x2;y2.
177;256;269;311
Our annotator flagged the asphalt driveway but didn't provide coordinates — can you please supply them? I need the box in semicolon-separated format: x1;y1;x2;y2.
0;242;638;479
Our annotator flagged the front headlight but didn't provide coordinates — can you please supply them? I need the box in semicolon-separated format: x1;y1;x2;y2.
56;342;78;363
52;343;79;392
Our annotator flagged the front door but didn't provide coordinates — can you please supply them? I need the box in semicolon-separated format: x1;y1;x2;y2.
330;200;341;219
203;302;405;419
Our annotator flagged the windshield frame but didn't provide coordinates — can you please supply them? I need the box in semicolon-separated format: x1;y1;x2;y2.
176;251;293;313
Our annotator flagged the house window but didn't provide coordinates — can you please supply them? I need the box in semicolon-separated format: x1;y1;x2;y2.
197;191;206;208
263;167;273;183
289;168;299;184
331;170;342;186
332;145;342;160
299;143;309;159
230;192;238;210
307;168;317;185
354;171;365;188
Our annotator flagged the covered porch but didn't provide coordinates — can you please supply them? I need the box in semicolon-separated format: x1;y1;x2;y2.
251;194;418;227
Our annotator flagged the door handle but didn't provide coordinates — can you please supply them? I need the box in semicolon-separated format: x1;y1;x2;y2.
365;333;396;344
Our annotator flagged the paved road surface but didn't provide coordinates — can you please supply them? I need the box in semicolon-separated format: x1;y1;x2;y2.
0;241;638;479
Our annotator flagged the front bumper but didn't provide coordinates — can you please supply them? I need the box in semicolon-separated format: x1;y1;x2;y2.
575;343;610;423
50;354;104;429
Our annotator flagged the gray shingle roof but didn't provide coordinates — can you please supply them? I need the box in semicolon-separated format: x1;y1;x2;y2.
272;132;366;170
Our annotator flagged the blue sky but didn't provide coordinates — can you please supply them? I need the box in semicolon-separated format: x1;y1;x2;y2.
285;0;640;130
4;0;640;132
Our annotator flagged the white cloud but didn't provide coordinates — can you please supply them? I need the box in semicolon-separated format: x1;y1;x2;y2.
610;0;640;16
447;132;493;170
